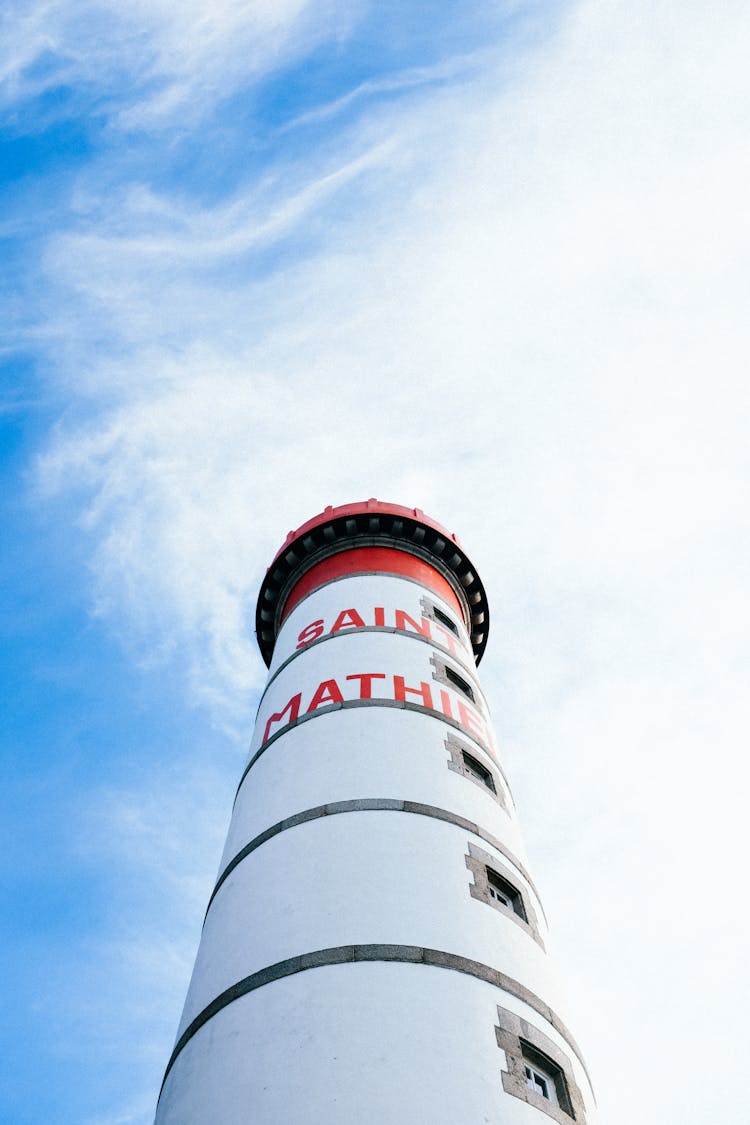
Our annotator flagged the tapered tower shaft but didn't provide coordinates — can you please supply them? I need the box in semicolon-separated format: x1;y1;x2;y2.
155;500;595;1124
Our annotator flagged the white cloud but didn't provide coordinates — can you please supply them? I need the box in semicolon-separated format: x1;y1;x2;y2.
26;2;750;1122
0;0;359;125
38;0;750;722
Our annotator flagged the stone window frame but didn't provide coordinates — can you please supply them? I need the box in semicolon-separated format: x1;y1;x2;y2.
464;751;498;798
495;1005;587;1124
445;734;507;810
430;653;486;714
445;663;476;700
466;841;545;949
419;595;466;641
487;868;526;916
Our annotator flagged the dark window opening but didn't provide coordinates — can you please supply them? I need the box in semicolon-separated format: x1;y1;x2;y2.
462;750;496;793
433;605;459;634
521;1042;575;1118
487;868;527;921
445;664;475;701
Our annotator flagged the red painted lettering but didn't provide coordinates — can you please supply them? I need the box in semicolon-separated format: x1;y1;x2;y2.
458;699;488;748
393;675;434;709
374;606;385;626
263;693;302;744
331;608;366;632
394;610;432;639
431;621;461;657
307;678;344;711
346;672;386;699
296;619;325;649
440;689;454;719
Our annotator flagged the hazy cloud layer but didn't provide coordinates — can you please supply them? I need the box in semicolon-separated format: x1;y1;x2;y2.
11;1;750;1122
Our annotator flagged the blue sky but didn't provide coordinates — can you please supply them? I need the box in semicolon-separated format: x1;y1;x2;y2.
2;3;750;1123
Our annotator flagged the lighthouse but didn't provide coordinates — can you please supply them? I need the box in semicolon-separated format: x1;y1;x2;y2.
155;499;595;1124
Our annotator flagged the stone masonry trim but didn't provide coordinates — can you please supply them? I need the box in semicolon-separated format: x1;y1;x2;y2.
206;798;542;922
234;697;504;806
260;621;479;704
158;945;591;1104
465;841;545;949
444;732;512;809
496;1003;590;1122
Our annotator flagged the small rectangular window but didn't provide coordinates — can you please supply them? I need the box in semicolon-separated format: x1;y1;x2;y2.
487;868;527;921
497;1005;585;1122
525;1065;550;1100
433;605;459;634
445;664;475;701
521;1042;575;1118
462;750;496;794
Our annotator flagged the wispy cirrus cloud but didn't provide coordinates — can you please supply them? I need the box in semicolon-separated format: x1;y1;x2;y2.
0;0;359;126
8;2;750;1123
35;0;750;724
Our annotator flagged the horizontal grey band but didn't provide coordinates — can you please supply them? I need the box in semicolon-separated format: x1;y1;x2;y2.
236;697;501;805
259;622;483;711
206;799;541;922
158;944;590;1100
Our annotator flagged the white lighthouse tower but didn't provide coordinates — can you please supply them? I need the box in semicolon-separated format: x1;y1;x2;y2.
155;499;596;1124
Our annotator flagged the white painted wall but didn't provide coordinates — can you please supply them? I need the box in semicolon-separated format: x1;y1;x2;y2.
222;706;526;869
268;573;474;673
159;965;595;1125
156;570;596;1124
180;811;557;1033
253;629;495;754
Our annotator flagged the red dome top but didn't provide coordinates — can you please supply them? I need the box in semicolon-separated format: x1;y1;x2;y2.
269;499;464;566
256;499;489;666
